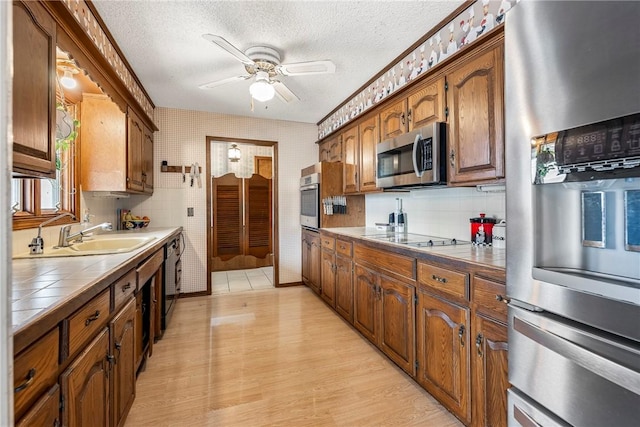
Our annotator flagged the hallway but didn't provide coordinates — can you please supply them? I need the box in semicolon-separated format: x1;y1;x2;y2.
211;266;274;294
124;286;462;426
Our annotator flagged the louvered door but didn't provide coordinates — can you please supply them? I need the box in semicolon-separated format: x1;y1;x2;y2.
212;173;272;270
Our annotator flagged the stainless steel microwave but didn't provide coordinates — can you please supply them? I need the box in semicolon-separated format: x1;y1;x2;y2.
376;122;447;189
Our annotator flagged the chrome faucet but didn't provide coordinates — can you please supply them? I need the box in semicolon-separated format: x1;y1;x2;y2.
29;212;76;255
58;222;113;247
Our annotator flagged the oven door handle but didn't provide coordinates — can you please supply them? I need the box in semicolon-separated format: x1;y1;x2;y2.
513;314;640;395
300;184;318;191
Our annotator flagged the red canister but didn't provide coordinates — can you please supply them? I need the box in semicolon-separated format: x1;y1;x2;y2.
470;213;497;245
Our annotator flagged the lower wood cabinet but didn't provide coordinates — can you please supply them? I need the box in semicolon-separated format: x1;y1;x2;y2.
334;254;354;322
354;264;416;376
320;248;337;307
15;384;60;427
111;297;137;427
61;327;111;427
416;290;471;425
301;229;321;294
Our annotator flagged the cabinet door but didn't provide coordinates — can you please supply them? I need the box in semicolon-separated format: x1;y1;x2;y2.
447;45;505;184
379;276;416;376
61;327;110;427
407;76;446;131
142;125;154;194
319;134;342;163
472;315;509;427
127;110;145;192
309;235;322;293
111;298;136;427
342;124;359;193
12;0;57;178
358;115;379;193
16;384;60;427
379;98;407;140
353;265;378;344
334;255;353;322
320;249;336;307
319;140;332;162
416;291;471;424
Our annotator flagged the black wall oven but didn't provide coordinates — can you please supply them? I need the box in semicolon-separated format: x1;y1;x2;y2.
162;232;182;331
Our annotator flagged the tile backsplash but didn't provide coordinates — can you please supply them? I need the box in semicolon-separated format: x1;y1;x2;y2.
365;187;506;241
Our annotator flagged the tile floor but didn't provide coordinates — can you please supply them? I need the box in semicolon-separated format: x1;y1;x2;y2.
211;266;274;294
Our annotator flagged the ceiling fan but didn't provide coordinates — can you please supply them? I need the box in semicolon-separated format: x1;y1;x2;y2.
199;34;336;103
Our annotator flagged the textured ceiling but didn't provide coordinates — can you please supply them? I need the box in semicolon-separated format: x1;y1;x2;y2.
92;1;464;124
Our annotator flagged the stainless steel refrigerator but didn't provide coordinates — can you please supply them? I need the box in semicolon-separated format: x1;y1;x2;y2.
505;1;640;426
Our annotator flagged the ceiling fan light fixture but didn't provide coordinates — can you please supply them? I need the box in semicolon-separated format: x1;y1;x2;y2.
249;71;275;102
60;68;77;89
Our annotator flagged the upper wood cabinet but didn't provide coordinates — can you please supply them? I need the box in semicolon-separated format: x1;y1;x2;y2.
379;98;407;141
358;115;379;193
446;44;505;185
12;0;57;178
80;94;154;194
319;134;342;163
341;124;359;193
407;75;446;131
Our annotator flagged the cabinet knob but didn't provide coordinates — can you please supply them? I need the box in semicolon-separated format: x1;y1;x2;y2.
450;150;456;167
401;112;406;126
458;324;465;347
476;333;483;357
495;294;510;304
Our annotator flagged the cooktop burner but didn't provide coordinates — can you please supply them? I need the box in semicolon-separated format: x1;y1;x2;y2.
363;233;470;247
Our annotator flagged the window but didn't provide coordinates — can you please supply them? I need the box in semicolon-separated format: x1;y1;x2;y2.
12;104;79;230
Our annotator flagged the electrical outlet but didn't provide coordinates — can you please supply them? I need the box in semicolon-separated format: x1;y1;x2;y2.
187;207;194;217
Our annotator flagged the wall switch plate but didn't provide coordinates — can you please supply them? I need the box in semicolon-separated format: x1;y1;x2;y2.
187;207;194;217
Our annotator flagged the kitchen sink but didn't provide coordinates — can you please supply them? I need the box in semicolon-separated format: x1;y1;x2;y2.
13;236;156;259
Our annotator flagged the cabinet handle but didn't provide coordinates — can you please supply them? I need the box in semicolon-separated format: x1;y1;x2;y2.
85;310;101;326
122;283;132;292
495;294;511;304
54;418;61;427
431;274;448;284
401;112;405;126
14;368;36;393
106;354;115;365
407;109;412;123
476;333;483;357
450;149;456;167
115;341;122;351
458;325;465;347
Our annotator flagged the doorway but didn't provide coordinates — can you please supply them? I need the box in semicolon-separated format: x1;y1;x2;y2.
206;137;278;293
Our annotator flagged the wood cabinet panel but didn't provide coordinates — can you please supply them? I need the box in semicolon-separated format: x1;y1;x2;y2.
137;248;164;289
13;328;59;420
358;115;380;192
473;276;508;323
127;108;145;192
379;276;415;376
302;229;321;294
447;44;505;184
12;0;57;178
334;254;354;322
472;315;509;427
418;261;469;301
342;124;359;193
113;269;136;312
111;297;136;427
407;76;446;130
336;239;352;257
16;384;60;427
142;125;154;194
61;327;110;427
354;244;415;282
321;235;335;251
321;249;336;307
379;99;407;140
319;134;342;162
67;289;110;357
353;264;378;344
417;290;471;424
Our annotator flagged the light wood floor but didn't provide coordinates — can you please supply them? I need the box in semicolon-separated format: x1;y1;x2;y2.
124;286;463;426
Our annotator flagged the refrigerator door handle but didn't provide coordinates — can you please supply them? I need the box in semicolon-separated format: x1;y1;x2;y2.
513;315;640;395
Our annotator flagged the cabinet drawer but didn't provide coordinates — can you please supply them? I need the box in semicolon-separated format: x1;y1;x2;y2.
14;328;59;420
137;248;164;288
354;244;415;281
16;384;60;427
113;268;136;311
321;235;335;251
68;288;110;357
418;262;469;300
336;239;352;257
473;276;508;323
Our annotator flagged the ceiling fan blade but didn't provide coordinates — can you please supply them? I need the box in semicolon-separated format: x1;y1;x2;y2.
202;34;255;66
272;80;299;103
198;75;251;89
276;60;336;76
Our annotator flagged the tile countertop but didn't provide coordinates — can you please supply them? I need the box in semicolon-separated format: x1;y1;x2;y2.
11;227;182;338
321;227;506;270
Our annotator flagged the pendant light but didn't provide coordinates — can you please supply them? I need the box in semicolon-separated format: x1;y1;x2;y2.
59;67;78;89
228;143;241;162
